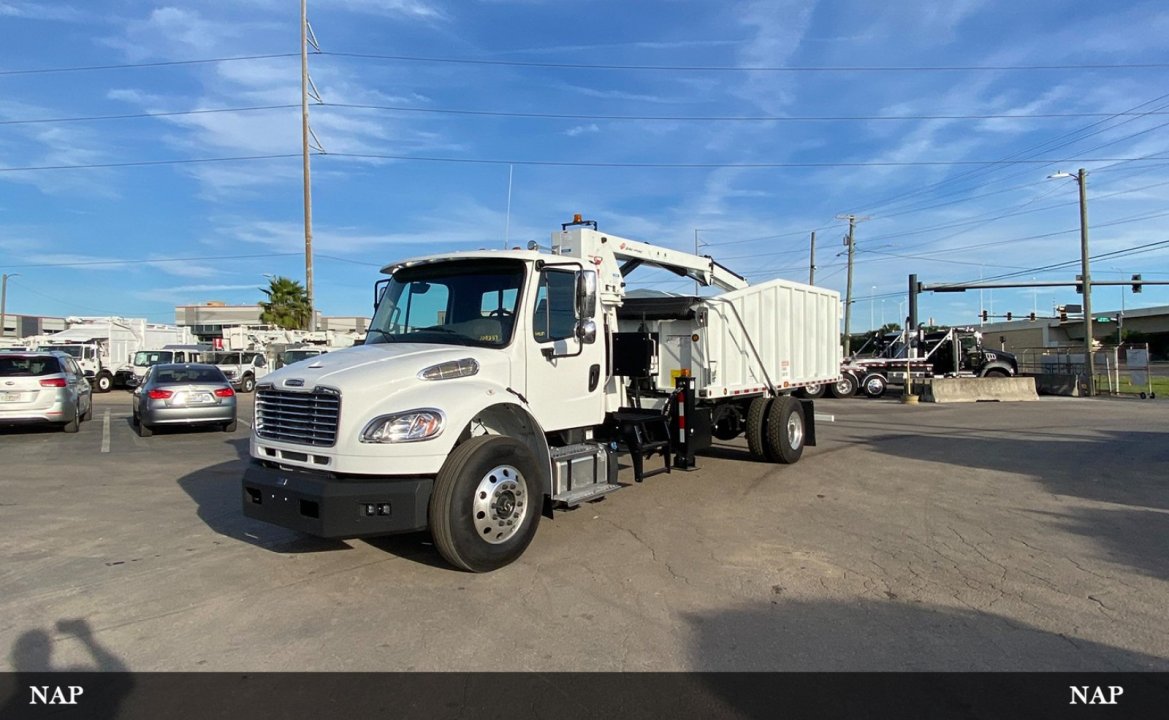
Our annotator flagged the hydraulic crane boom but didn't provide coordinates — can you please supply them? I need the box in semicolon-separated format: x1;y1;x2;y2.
550;216;748;302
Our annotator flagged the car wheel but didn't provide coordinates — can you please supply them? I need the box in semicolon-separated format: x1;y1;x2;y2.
241;375;256;393
429;435;542;573
137;420;153;438
796;383;826;399
81;399;93;422
95;373;113;393
223;419;238;433
62;409;80;434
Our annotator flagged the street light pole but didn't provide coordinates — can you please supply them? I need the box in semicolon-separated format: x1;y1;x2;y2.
1076;168;1094;397
1;273;19;339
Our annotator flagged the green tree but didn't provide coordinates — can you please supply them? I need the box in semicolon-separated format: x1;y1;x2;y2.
259;276;311;330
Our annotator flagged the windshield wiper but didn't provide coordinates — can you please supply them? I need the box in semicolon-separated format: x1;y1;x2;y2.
364;328;397;344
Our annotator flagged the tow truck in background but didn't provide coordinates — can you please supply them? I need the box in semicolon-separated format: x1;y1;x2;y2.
242;216;842;571
838;326;1019;398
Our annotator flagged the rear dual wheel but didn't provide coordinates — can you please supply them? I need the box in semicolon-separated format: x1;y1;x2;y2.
745;396;806;465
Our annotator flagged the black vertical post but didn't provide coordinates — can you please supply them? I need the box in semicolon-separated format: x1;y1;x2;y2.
672;375;697;470
908;274;919;333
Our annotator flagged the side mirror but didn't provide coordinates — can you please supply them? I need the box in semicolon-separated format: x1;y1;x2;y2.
575;270;597;319
575;319;597;345
374;278;390;312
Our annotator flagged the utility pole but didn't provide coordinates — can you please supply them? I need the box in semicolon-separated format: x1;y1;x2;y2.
808;231;816;285
1;273;18;338
1076;168;1094;397
301;0;317;331
694;229;700;295
836;214;869;356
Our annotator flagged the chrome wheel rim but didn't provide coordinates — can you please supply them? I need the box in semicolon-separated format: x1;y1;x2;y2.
786;412;804;449
865;378;883;394
836;378;853;394
472;464;528;545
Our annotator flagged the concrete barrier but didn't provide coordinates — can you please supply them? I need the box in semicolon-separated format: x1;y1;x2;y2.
1028;373;1082;397
920;377;1039;403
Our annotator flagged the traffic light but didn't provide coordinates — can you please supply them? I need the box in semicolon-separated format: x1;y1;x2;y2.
980;310;988;322
1075;274;1083;294
1006;312;1013;321
1133;273;1143;293
1029;312;1036;321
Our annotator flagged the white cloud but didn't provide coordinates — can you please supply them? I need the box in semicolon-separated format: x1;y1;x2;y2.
0;1;89;22
565;124;600;137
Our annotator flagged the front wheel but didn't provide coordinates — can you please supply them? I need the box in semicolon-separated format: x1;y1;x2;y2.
982;368;1010;378
430;435;542;573
861;373;888;399
95;373;113;393
240;375;256;393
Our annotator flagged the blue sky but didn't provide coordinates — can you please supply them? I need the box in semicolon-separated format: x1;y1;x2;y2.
2;0;1168;330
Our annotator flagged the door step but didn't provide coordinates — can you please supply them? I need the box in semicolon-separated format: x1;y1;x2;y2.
552;482;624;508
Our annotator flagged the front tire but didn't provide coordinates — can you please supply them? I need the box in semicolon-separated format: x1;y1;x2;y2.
861;373;888;398
240;375;256;393
95;373;113;393
430;435;542;572
765;396;805;464
982;368;1010;378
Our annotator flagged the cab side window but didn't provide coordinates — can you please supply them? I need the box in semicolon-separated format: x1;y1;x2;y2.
532;270;577;342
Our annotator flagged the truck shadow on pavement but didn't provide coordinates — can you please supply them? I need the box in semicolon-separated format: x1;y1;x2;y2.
176;438;449;567
176;438;350;555
865;429;1169;582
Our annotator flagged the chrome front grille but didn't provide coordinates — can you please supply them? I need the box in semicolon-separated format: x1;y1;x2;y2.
255;387;340;447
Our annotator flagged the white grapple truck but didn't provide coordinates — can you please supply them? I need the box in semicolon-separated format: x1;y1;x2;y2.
243;217;841;571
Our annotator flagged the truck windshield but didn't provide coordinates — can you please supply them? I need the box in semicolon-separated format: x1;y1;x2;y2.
134;351;173;367
366;259;525;348
206;352;242;365
282;350;321;364
52;345;85;358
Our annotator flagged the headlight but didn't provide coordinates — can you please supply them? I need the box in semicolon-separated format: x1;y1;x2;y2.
360;409;445;443
418;358;479;381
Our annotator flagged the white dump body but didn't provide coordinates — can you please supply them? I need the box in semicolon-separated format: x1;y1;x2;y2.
621;279;841;399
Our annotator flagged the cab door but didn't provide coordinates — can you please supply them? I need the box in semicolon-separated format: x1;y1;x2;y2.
522;267;605;432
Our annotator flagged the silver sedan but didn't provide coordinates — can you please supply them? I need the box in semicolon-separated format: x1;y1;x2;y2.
132;363;237;437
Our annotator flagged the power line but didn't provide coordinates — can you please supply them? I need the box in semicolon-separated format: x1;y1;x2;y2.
0;53;300;76
2;252;303;270
326;102;1169;123
321;152;1169;170
321;51;1169;73
0;105;300;126
0;154;301;173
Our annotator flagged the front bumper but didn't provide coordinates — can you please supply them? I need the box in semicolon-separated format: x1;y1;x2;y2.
241;462;432;538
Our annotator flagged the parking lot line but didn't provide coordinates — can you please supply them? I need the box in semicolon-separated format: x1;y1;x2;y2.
239;418;251;428
101;409;111;453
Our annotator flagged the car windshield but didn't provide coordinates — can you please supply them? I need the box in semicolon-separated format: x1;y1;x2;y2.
154;367;227;384
0;356;61;377
134;351;173;367
366;259;525;348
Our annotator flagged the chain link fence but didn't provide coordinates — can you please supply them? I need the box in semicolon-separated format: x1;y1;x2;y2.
1016;343;1159;398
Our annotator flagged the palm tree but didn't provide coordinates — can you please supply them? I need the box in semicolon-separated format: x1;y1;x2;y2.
259;276;311;330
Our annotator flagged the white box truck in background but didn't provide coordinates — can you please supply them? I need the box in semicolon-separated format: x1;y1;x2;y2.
35;317;193;392
242;217;841;571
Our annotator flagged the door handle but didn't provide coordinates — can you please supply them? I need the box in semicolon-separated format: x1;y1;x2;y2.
588;364;601;392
